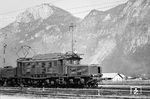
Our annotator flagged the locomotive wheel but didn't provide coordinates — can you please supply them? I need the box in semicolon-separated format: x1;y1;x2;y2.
0;79;3;86
50;80;55;88
77;79;84;88
45;79;49;88
58;78;66;88
3;79;7;87
50;80;54;85
69;79;75;88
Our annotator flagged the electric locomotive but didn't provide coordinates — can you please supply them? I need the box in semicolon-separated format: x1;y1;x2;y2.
0;51;102;88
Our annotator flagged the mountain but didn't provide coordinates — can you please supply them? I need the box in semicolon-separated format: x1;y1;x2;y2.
1;0;150;77
74;0;150;76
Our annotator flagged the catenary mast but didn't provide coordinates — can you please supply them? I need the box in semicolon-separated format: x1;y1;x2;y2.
3;33;7;67
69;23;76;53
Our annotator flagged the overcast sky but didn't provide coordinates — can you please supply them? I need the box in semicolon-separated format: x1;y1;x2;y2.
0;0;128;28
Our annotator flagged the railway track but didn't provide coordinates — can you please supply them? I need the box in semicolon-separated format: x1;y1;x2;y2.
0;85;150;98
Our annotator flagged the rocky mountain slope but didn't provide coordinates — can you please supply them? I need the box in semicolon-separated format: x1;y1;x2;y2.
0;0;150;77
76;0;150;76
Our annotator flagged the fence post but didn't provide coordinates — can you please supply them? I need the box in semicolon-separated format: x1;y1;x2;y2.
98;89;100;95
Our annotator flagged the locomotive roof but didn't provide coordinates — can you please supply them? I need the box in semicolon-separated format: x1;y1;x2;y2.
32;53;64;60
66;64;100;67
17;52;82;62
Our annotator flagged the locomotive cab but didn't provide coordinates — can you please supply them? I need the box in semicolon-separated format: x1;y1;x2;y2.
64;52;102;77
63;52;102;87
64;51;82;65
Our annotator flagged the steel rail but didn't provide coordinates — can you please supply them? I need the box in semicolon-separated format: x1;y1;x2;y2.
0;86;150;98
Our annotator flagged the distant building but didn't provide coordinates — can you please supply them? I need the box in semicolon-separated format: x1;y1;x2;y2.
127;76;143;80
102;73;126;81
